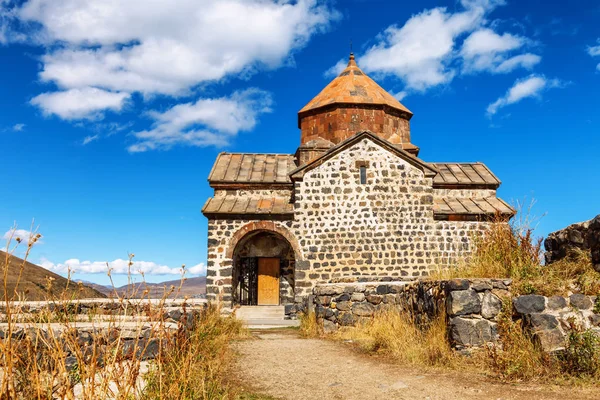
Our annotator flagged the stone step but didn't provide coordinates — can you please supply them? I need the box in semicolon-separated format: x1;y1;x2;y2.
245;319;300;329
235;306;285;321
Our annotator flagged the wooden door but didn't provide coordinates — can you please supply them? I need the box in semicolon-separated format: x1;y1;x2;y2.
257;258;280;305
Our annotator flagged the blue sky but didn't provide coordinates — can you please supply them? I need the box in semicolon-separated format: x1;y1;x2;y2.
1;0;599;286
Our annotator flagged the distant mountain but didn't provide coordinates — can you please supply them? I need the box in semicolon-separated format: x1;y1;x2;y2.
0;251;106;301
92;276;206;299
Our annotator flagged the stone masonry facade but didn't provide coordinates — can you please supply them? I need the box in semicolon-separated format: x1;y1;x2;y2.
202;54;514;314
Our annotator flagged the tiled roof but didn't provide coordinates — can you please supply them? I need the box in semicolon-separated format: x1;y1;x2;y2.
299;54;412;116
208;153;296;185
207;153;502;189
202;196;293;215
431;163;500;187
434;197;514;216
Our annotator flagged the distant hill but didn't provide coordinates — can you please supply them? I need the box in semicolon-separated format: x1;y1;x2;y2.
93;276;206;299
0;251;106;301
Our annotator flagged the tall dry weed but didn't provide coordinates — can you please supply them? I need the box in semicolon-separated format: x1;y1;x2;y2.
335;308;454;367
1;225;244;399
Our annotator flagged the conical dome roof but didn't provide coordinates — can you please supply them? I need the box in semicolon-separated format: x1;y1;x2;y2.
299;53;412;117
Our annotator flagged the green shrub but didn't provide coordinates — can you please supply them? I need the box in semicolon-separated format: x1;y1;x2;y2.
560;328;600;377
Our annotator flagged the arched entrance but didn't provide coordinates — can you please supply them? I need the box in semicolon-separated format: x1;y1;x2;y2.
232;230;295;306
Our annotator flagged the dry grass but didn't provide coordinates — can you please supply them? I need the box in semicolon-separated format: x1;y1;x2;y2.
1;227;246;399
484;300;555;382
431;214;600;296
333;308;454;368
298;311;321;338
143;305;245;399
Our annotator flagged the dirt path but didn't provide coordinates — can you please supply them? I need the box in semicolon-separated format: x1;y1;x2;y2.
235;330;598;400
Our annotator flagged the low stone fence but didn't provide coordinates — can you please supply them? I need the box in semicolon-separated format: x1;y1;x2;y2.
312;278;511;349
513;294;600;353
0;298;208;365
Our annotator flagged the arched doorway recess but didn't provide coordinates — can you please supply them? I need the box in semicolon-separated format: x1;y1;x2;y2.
231;230;295;306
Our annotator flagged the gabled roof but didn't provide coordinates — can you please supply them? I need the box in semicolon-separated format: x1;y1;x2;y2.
290;130;438;180
431;162;501;188
298;54;412;118
208;153;296;186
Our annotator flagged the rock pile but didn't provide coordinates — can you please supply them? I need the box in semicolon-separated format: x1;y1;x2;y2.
544;214;600;272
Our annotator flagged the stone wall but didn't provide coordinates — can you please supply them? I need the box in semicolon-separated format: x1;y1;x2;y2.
293;138;437;293
434;221;491;269
311;278;511;349
513;294;600;353
0;299;206;365
544;214;600;271
299;105;411;146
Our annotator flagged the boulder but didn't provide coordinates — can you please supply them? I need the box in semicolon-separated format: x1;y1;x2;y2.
335;301;352;312
322;319;337;334
481;292;502;319
351;292;366;302
447;289;481;316
366;294;383;305
471;280;493;292
450;317;497;346
546;296;567;310
526;313;560;330
532;329;566;353
352;302;375;317
569;294;593;310
447;279;470;291
338;312;356;326
513;295;546;315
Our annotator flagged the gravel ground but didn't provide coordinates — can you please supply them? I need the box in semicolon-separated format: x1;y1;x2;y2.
235;330;599;400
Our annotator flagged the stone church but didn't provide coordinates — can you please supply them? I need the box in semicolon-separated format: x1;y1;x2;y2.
202;54;514;315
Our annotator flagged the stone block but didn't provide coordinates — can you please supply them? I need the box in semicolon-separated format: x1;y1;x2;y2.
352;302;375;317
532;329;565;353
471;280;493;292
336;301;352;312
526;313;560;330
284;304;296;315
323;319;337;334
366;294;383;305
338;312;356;326
450;317;497;346
447;289;481;316
376;285;390;295
589;314;600;327
547;296;567;310
335;293;351;302
513;295;545;315
569;294;593;310
481;292;502;319
447;279;470;291
351;292;366;302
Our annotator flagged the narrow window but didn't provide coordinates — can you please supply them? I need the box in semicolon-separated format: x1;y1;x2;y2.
360;166;367;184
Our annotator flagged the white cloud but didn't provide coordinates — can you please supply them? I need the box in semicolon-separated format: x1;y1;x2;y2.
12;123;25;132
30;87;130;120
128;88;272;152
40;258;206;276
588;40;600;71
486;74;564;116
3;228;42;245
460;29;540;73
323;58;347;78
11;0;337;121
339;0;538;95
82;134;100;145
494;53;541;73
